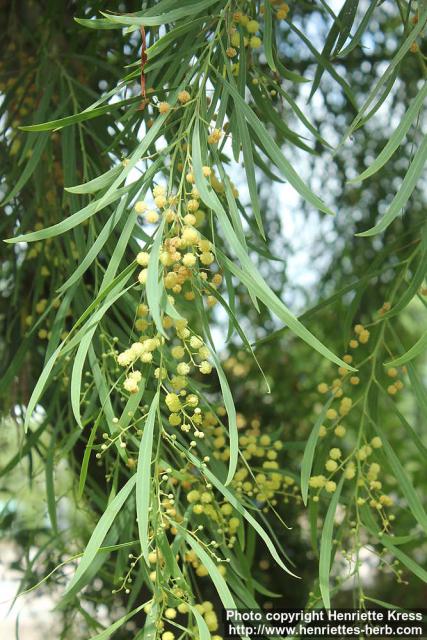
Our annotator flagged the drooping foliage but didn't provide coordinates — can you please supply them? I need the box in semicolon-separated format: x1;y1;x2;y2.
1;1;427;638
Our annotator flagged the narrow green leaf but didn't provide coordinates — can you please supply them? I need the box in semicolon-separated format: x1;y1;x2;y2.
341;5;427;142
147;16;207;60
309;0;358;99
74;18;125;30
368;417;427;534
189;604;211;640
19;97;139;132
136;392;159;563
365;524;427;584
58;196;127;293
356;69;398;130
276;86;332;148
263;1;277;71
210;350;238;486
146;217;167;337
70;279;134;428
381;229;427;319
24;346;62;433
100;1;220;26
0;424;46;478
288;22;357;109
357;134;427;237
222;248;354;371
250;83;315;153
45;432;58;535
333;0;360;55
89;604;147;640
65;165;123;194
65;475;137;595
235;109;265;238
301;396;335;505
385;329;427;367
217;74;335;215
273;53;310;84
139;603;158;640
405;350;427;422
1;134;49;205
350;81;427;182
176;524;236;608
192;123;352;371
365;596;413;610
44;286;76;362
214;152;249;250
319;476;344;608
377;385;427;459
6;186;130;243
78;418;100;498
185;450;299;578
100;156;164;291
71;328;97;429
337;1;379;57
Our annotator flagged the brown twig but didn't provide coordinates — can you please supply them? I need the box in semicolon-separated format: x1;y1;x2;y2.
139;26;147;109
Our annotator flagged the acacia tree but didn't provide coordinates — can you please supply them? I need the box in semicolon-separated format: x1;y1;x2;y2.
1;1;427;638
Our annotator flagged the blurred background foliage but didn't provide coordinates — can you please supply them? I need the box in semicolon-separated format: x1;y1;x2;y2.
1;0;427;638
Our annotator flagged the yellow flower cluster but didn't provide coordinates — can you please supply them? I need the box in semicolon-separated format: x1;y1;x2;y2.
308;313;401;526
143;598;223;638
269;0;290;20
227;2;290;70
385;366;405;395
134;182;222;307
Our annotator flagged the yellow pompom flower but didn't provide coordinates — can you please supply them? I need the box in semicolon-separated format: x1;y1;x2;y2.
200;251;214;265
136;251;150;266
138;269;148;284
309;475;326;488
171;346;185;359
359;329;370;344
207;128;223;144
123;377;139;393
205;611;219;631
249;36;262;48
325;459;338;472
187;490;200;503
154;194;167;208
200;361;212;374
145;210;159;224
181;226;199;245
334;424;346;438
246;19;259;33
134;200;148;214
178;90;191;104
165;393;182;412
339;397;352;416
158;102;170;114
344;462;356;479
